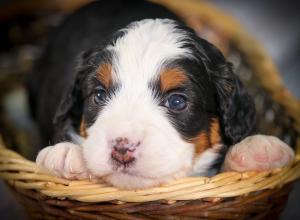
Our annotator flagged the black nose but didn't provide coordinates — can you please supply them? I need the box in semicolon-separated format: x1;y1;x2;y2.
110;137;139;166
113;137;130;152
114;146;130;155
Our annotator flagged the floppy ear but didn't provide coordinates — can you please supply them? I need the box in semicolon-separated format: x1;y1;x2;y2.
53;72;84;126
212;64;256;144
199;39;256;145
52;50;96;141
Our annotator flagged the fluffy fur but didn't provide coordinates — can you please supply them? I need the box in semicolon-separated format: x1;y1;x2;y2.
31;1;256;189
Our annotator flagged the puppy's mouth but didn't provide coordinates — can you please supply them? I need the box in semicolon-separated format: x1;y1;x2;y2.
109;158;159;180
110;152;137;170
111;158;136;171
109;156;177;180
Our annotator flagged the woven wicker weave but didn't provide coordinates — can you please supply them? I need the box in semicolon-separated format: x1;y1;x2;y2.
1;0;300;219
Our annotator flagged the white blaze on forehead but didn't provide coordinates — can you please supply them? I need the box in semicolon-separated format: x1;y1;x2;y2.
108;19;192;85
98;18;192;134
82;19;199;189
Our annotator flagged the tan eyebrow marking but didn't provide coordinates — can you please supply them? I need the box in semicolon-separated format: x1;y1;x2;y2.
160;68;188;92
192;132;210;154
96;63;112;89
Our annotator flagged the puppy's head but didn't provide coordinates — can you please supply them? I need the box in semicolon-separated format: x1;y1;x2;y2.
54;19;255;189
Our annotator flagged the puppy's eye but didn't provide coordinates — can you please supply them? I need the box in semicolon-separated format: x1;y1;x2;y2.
164;93;188;112
93;88;107;104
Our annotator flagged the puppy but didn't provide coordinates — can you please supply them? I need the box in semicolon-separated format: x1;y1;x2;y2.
28;0;256;189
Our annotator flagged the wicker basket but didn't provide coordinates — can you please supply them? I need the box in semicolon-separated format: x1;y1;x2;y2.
1;0;300;219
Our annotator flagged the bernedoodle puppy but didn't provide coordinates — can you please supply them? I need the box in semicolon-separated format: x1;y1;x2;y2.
28;0;294;189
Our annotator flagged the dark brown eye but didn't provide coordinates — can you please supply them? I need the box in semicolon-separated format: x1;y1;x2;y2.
93;88;107;104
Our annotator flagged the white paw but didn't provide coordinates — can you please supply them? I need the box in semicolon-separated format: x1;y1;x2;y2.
36;142;89;179
223;135;295;172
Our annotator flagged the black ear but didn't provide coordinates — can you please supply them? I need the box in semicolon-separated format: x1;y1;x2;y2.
53;72;84;126
52;70;85;142
52;50;96;141
213;64;256;144
199;39;256;145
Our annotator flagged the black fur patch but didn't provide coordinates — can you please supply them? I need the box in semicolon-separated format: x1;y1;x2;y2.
150;23;256;147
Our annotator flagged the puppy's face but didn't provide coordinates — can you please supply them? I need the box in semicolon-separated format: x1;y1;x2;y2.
55;19;255;189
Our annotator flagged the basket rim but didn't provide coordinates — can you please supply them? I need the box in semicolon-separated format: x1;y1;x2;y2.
1;0;300;203
1;144;300;203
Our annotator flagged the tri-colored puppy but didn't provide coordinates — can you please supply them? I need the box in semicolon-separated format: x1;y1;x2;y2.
28;0;256;189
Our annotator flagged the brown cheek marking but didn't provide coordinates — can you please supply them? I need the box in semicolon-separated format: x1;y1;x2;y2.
191;119;221;155
160;68;188;92
79;118;87;138
191;132;210;154
209;118;221;146
97;63;112;89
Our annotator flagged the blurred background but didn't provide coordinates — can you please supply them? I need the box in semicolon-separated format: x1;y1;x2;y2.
0;0;299;219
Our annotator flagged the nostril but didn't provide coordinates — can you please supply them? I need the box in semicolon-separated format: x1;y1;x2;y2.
113;146;129;155
111;137;140;149
112;137;129;147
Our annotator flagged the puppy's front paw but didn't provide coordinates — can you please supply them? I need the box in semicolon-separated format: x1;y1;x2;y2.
36;142;89;179
222;135;295;172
